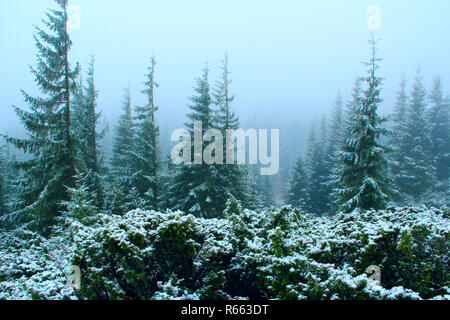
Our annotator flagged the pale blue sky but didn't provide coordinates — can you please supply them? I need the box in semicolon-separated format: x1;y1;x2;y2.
1;0;450;144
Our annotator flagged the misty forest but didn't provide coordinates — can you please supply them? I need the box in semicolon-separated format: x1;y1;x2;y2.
0;0;449;300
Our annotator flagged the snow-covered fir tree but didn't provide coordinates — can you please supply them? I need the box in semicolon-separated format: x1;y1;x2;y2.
0;146;6;216
254;169;275;208
242;164;263;210
323;92;344;211
109;87;136;213
169;64;218;217
306;120;330;214
158;153;177;210
3;0;79;232
388;77;408;198
393;69;435;196
336;37;391;212
428;76;450;183
391;77;408;145
62;168;98;225
211;54;246;210
132;56;160;210
71;56;106;209
287;155;308;209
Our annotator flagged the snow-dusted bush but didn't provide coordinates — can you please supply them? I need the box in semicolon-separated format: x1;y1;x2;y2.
1;200;448;300
69;210;236;299
233;204;449;300
69;199;449;300
0;228;77;300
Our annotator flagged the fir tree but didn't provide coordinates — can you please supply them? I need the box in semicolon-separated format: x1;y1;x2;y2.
242;164;263;210
169;64;217;217
389;77;408;197
72;55;106;209
287;155;308;209
3;0;79;231
336;37;391;211
256;172;274;208
109;87;136;213
62;168;97;225
0;146;6;216
428;76;450;182
306;120;329;214
391;77;408;144
323;92;344;212
158;153;177;210
132;56;160;210
211;54;246;210
394;69;435;196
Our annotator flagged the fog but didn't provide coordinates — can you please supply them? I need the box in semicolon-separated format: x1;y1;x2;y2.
1;0;450;181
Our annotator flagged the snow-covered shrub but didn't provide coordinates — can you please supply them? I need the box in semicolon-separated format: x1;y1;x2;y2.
0;228;76;300
232;204;449;300
70;210;236;299
2;200;448;300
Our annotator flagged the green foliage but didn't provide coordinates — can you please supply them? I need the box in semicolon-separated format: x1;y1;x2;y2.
3;0;79;232
392;69;435;196
287;156;308;209
169;64;220;217
0;147;6;216
211;54;247;210
336;39;391;211
108;88;136;212
428;76;450;182
132;56;160;210
70;203;449;300
71;56;106;209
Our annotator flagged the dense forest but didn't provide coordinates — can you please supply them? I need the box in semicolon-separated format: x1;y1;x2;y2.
0;0;448;300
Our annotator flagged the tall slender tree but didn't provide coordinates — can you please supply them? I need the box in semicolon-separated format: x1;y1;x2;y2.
0;146;6;216
169;64;217;217
132;56;160;210
287;155;308;209
428;76;450;182
3;0;79;231
335;37;391;211
71;55;106;209
389;77;408;197
323;92;344;212
394;69;435;196
306;120;329;214
212;54;246;210
109;87;136;214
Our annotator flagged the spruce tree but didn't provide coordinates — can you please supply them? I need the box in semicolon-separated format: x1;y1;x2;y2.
323;92;343;212
62;169;97;225
391;77;408;145
169;64;217;217
428;76;450;182
394;69;435;196
389;77;408;197
0;146;6;216
72;55;106;209
3;0;79;231
211;54;246;210
132;56;160;210
336;37;390;211
242;164;263;210
287;155;308;209
306;120;329;214
109;87;136;213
